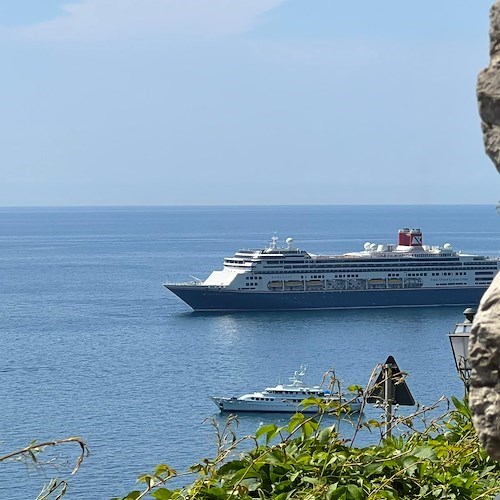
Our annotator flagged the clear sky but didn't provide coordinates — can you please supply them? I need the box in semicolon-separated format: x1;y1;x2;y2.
1;0;499;206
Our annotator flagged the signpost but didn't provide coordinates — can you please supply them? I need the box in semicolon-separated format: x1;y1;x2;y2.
366;355;415;437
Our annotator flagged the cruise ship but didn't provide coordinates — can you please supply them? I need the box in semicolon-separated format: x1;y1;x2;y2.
164;228;500;311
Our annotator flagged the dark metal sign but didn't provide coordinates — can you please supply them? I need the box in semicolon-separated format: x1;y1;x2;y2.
366;355;415;406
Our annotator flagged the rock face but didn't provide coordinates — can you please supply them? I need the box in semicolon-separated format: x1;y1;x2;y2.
471;0;500;460
478;2;500;173
469;274;500;459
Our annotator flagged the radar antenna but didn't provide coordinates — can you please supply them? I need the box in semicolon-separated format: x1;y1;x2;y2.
270;234;278;249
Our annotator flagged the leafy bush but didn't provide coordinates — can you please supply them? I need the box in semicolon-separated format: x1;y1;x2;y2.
118;398;500;500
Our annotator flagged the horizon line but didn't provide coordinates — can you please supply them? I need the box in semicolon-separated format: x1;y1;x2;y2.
0;202;497;210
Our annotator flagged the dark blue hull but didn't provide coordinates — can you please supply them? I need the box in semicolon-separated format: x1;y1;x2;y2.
165;285;488;311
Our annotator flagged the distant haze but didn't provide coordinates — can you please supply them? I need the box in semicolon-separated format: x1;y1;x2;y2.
0;0;498;206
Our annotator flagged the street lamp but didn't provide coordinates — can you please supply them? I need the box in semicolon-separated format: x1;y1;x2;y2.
448;307;475;389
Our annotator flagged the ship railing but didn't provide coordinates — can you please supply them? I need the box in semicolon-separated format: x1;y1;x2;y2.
166;281;208;286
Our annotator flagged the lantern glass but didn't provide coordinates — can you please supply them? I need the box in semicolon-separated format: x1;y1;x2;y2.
449;333;471;373
448;308;475;391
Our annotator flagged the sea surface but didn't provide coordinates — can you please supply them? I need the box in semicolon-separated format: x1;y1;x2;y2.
0;205;498;499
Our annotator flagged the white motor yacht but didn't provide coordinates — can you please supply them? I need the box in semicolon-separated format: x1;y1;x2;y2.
211;367;362;414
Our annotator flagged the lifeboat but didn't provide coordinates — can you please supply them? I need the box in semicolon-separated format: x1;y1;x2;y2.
267;281;283;290
284;280;304;288
306;280;324;290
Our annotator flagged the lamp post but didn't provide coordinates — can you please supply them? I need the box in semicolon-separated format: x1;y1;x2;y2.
448;307;475;391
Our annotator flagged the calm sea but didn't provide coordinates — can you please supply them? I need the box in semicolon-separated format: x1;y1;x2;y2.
0;205;498;499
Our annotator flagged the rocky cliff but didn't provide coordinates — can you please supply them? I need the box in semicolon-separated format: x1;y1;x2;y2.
478;2;500;173
470;0;500;461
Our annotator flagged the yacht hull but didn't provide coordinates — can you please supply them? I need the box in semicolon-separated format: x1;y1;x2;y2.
211;397;362;413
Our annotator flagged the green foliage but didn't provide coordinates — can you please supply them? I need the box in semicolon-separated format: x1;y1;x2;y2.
118;397;500;499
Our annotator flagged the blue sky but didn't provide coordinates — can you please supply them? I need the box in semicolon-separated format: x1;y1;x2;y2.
1;0;498;206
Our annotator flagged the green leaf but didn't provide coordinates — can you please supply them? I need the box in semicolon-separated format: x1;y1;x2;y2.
204;486;227;498
239;477;261;492
364;463;384;476
418;461;428;477
382;459;398;470
218;460;247;475
255;424;280;444
287;413;305;433
123;491;141;500
154;464;176;478
301;476;321;486
346;484;364;500
413;445;437;461
317;425;337;444
363;419;382;429
255;424;277;439
300;419;319;439
348;385;363;393
152;489;175;500
326;484;346;500
137;474;153;485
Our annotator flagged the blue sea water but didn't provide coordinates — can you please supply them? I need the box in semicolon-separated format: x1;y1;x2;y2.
0;205;498;499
